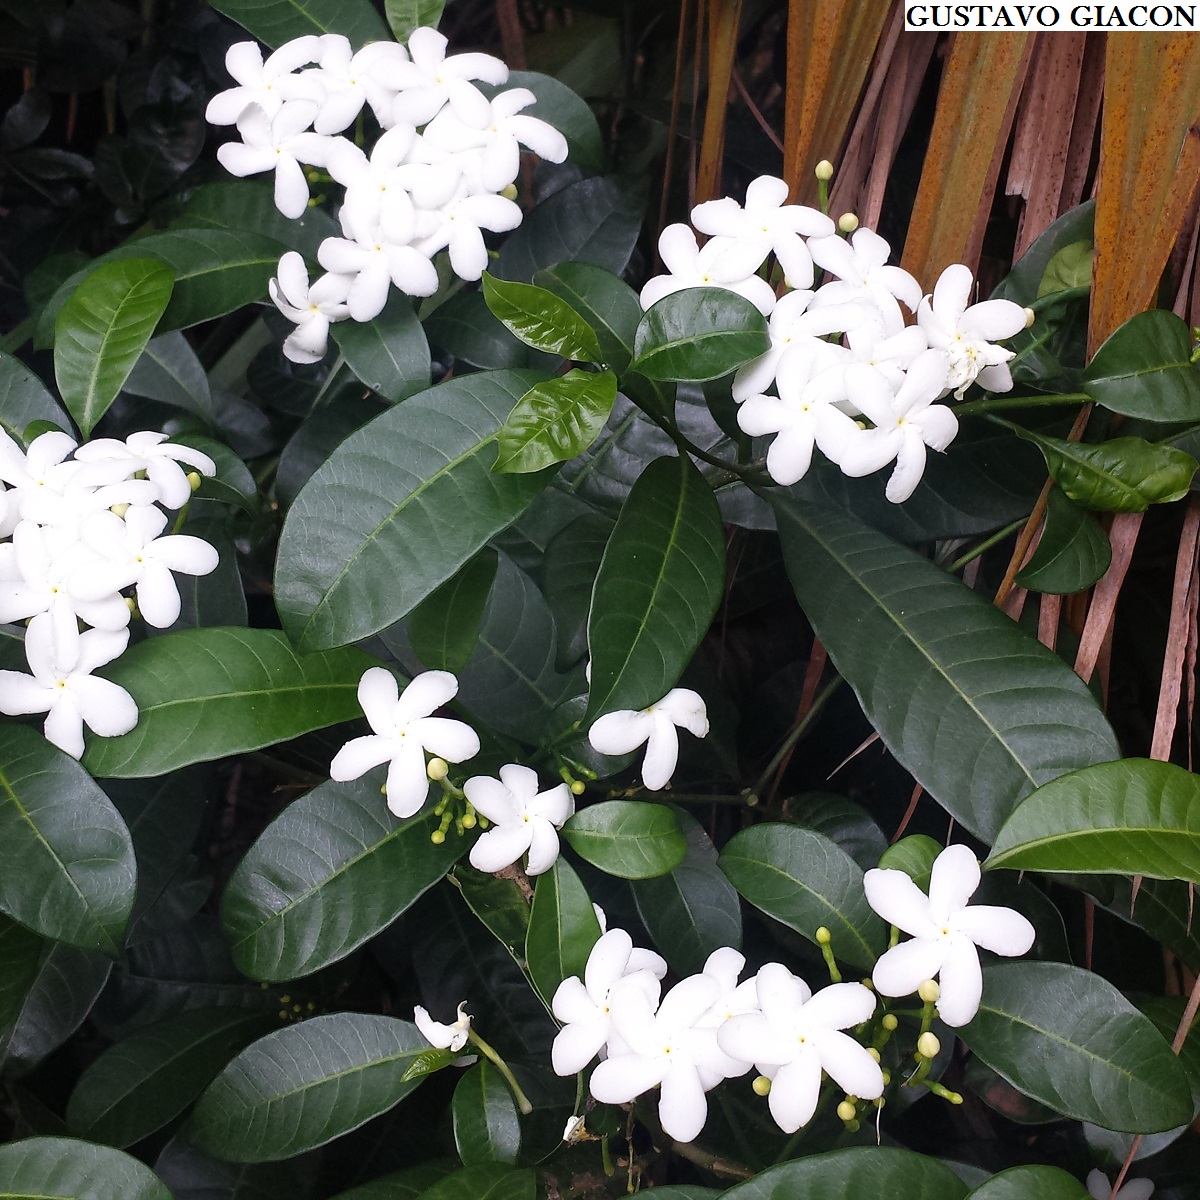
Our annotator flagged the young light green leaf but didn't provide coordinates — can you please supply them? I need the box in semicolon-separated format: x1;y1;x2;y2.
54;258;174;435
189;1014;431;1161
586;455;726;719
0;725;136;954
534;262;641;374
631;288;769;382
1037;241;1093;299
494;369;617;474
718;824;885;971
82;628;375;778
0;350;71;441
385;0;445;40
332;290;431;402
452;1061;521;1166
987;758;1200;882
773;496;1120;842
210;0;388;47
221;775;462;982
562;801;686;879
1014;486;1111;594
481;273;603;363
0;1137;172;1200
410;549;499;674
525;857;601;1009
960;961;1192;1132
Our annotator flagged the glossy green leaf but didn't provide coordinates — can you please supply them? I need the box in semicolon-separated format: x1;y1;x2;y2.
562;800;686;879
189;1013;429;1161
82;628;374;778
542;513;613;670
209;0;388;46
451;867;531;963
410;549;498;674
452;1061;521;1166
222;774;462;982
385;0;445;40
0;1136;172;1200
586;454;725;718
630;810;742;976
494;369;617;474
1037;241;1093;299
481;273;602;362
965;1166;1090;1199
960;961;1192;1132
988;758;1200;882
0;725;136;953
878;835;943;889
124;333;213;420
525;858;601;1008
1082;309;1200;422
631;288;769;382
417;1165;536;1200
504;72;606;177
424;292;531;371
718;823;885;971
0;350;71;441
1006;422;1198;511
275;369;553;652
773;496;1120;841
332;291;431;403
53;258;174;436
1015;486;1111;594
718;1146;968;1200
534;262;641;374
66;1009;275;1148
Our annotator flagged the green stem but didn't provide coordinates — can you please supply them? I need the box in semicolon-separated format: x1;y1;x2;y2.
750;676;843;800
467;1029;533;1115
953;390;1088;418
0;317;33;354
945;518;1028;574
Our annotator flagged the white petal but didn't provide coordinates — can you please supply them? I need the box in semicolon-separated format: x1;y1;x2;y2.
800;982;876;1032
657;223;700;275
385;740;433;818
703;947;746;991
717;1013;787;1068
469;824;533;873
273;155;311;220
658;1062;708;1142
639;713;680;790
552;1018;608;1075
146;534;219;577
871;937;947;998
217;142;278;178
931;263;974;322
585;928;634;998
936;936;984;1027
927;844;981;923
410;716;479;763
884;436;927;504
463;774;518;824
955;905;1036;957
72;627;129;675
765;427;816;487
507;114;567;163
552;976;597;1025
960;298;1027;342
755;962;812;1024
588;709;653;756
528;782;573;827
71;675;138;738
347;265;392;322
0;672;53;715
655;688;709;738
656;975;721;1036
863;867;939;937
330;734;395;781
524;820;561;876
589;1055;664;1104
135;561;183;628
43;694;85;759
357;667;400;731
767;1052;822;1133
395;669;458;723
814;1028;885;1100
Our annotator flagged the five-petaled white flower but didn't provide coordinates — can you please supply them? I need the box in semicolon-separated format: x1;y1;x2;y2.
268;251;354;364
1087;1170;1154;1200
587;687;709;791
640;225;778;316
204;37;324;125
72;431;216;511
808;227;922;335
414;1001;472;1051
387;27;509;128
465;763;574;876
865;843;1036;1027
330;668;480;819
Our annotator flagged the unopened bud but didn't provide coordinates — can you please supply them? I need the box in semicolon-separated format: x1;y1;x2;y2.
873;1096;886;1109
882;1014;899;1031
838;212;859;234
752;1075;771;1096
187;470;202;492
836;1100;857;1122
917;1031;941;1059
815;159;834;181
427;757;449;781
867;1047;881;1062
570;779;586;796
815;926;832;945
125;596;137;614
501;183;518;201
461;811;477;830
918;979;940;1004
1024;306;1036;329
880;1068;891;1086
860;977;874;991
110;503;129;518
845;1119;860;1133
430;829;446;845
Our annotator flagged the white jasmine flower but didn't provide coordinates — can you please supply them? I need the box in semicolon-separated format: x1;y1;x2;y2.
551;928;667;1076
268;252;353;365
411;190;523;282
640;225;777;316
588;973;728;1143
329;668;480;819
0;613;137;759
204;37;325;125
587;687;708;791
72;431;217;511
414;1001;471;1051
327;125;425;246
465;763;573;876
717;964;883;1134
808;228;922;335
865;843;1036;1027
388;27;509;129
691;174;835;289
917;264;1027;398
309;35;412;134
1087;1170;1154;1200
0;430;82;532
695;947;759;1086
318;220;441;320
840;321;930;391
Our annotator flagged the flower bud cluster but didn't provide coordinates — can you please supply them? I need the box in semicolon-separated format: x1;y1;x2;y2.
206;29;568;363
0;430;219;757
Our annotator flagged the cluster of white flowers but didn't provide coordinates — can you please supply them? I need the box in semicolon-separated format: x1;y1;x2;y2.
206;29;568;363
642;175;1032;503
0;430;218;757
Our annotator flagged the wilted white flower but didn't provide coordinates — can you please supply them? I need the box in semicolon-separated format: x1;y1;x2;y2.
465;763;573;876
205;37;324;125
587;687;708;791
414;1001;472;1051
640;225;777;316
269;252;353;364
1087;1170;1154;1200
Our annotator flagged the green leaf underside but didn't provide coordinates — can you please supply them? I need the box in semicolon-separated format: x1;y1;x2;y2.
631;288;769;382
561;801;687;879
988;758;1200;882
718;824;885;972
82;627;374;778
221;775;462;982
209;0;388;47
188;1013;430;1162
0;1136;172;1200
410;549;499;674
586;454;727;718
773;496;1119;842
274;369;555;652
0;725;136;953
0;351;71;441
1014;486;1111;594
494;370;618;475
452;1061;521;1166
481;273;603;362
960;961;1192;1132
525;858;601;1009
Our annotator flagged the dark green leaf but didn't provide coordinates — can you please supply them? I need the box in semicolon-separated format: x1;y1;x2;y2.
451;867;531;962
773;496;1119;841
385;0;445;40
718;823;885;971
66;1009;275;1147
0;915;42;1043
156;1136;315;1200
959;961;1192;1132
452;1061;521;1166
329;1162;456;1200
174;433;259;511
877;835;942;889
631;289;769;383
189;1014;429;1162
494;369;617;474
791;793;888;872
416;1165;535;1200
0;1136;171;1200
210;0;388;47
542;513;612;670
275;369;554;652
82;628;374;778
1082;309;1200;422
0;725;136;953
481;274;602;362
525;858;600;1008
988;758;1200;882
222;775;462;982
0;351;71;441
1015;486;1111;594
562;800;686;879
586;455;726;718
965;1166;1090;1199
424;292;531;371
534;262;641;375
333;291;431;403
504;72;606;177
124;333;213;420
410;549;498;675
54;258;174;435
